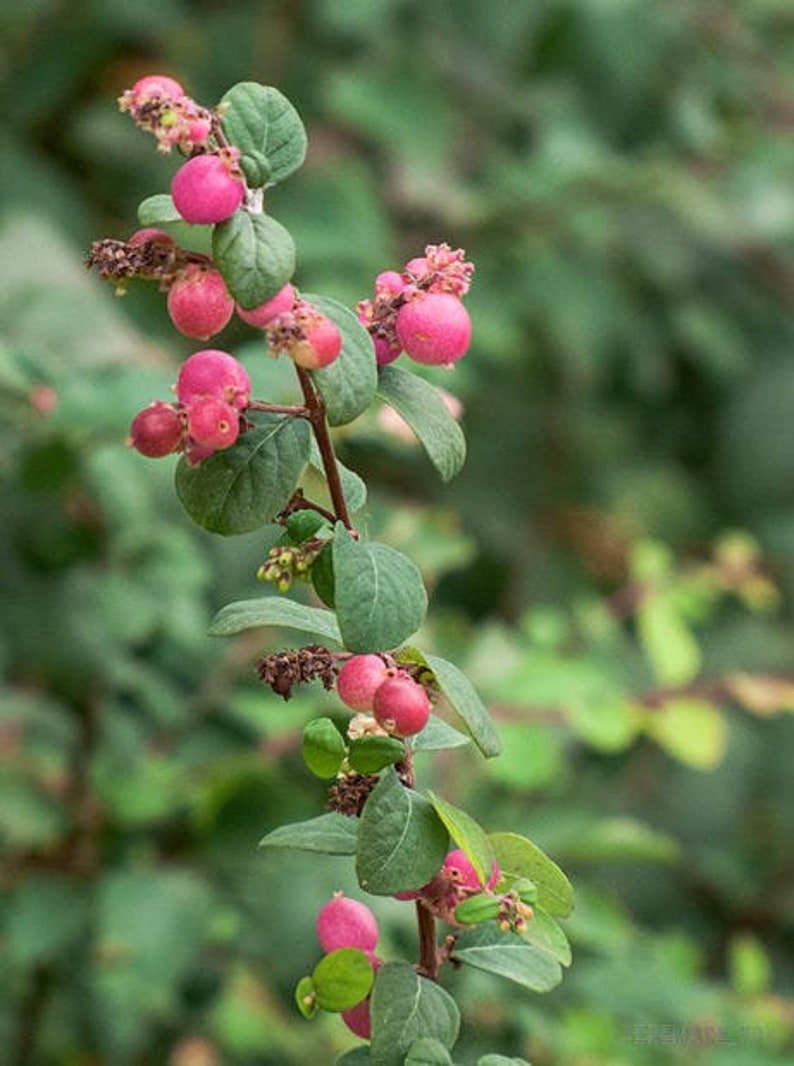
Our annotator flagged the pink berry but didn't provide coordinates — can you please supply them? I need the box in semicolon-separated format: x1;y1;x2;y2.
171;154;244;225
395;292;471;366
129;401;183;458
442;848;500;891
236;283;296;328
167;266;234;340
372;674;431;737
375;270;408;295
129;74;185;104
291;314;342;370
337;655;391;712
185;396;239;449
373;334;402;366
316;894;379;954
342;998;372;1039
176;350;251;410
128;227;175;247
404;256;429;278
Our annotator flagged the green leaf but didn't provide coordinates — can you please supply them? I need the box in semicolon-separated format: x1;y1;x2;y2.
451;923;562;993
307;293;378;426
259;812;358;854
427;792;494;887
423;655;501;758
137;193;181;224
174;413;310;535
295;975;317;1018
337;1051;372;1066
523;906;573;968
136;194;214;252
645;698;727;769
209;597;342;643
311;543;336;608
454;894;501;926
356;768;448;895
303;718;347;778
369;962;460;1066
477;1056;532;1065
410;717;471;753
489;832;574;918
376;364;466;482
333;524;428;653
213;211;296;309
313;948;374;1012
637;595;701;687
405;1038;454;1065
220;82;308;187
348;735;407;774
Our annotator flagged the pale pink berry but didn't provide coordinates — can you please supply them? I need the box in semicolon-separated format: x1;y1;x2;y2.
128;227;175;247
337;655;391;712
236;283;296;328
129;74;185;105
176;350;251;411
290;314;342;369
167;266;234;340
404;256;429;279
317;894;379;954
187;117;212;146
185;396;239;449
342;997;372;1039
372;674;431;737
373;334;402;366
129;401;183;458
442;849;500;892
375;270;408;295
395;292;471;366
171;154;245;225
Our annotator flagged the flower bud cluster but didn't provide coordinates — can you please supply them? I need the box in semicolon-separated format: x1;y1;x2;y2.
257;542;321;593
128;349;251;466
357;243;474;367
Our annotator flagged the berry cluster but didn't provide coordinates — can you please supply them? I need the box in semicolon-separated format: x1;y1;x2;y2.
128;349;250;464
315;895;382;1038
118;74;213;154
357;243;474;367
395;848;502;922
337;654;432;738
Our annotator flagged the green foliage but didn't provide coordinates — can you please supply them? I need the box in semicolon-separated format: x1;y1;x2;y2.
220;83;307;187
369;962;460;1066
212;211;296;309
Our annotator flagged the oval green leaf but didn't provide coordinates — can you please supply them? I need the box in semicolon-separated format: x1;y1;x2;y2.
405;1038;454;1065
376;364;466;482
295;975;317;1018
370;962;460;1066
213;211;296;309
220;82;308;186
174;413;311;535
259;812;358;854
209;597;342;644
305;293;378;426
423;654;501;758
489;832;574;918
333;524;428;653
313;947;374;1013
454;893;501;926
356;767;448;895
427;792;494;887
451;923;562;993
348;735;406;774
309;438;367;513
136;193;214;252
303;718;347;779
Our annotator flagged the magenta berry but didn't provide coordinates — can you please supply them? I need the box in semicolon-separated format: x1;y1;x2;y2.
185;397;240;449
167;266;234;340
128;227;175;247
342;998;372;1039
337;654;391;712
129;74;185;105
443;848;501;891
236;283;296;328
291;314;343;369
316;893;379;954
372;674;431;737
176;349;251;411
396;292;471;366
171;153;245;225
128;401;183;458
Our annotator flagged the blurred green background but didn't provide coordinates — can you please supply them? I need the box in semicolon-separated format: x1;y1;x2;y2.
2;2;794;1063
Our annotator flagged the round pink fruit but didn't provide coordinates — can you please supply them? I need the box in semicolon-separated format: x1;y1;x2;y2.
129;74;185;104
291;314;342;369
372;674;431;737
171;154;245;225
176;350;251;410
395;292;471;366
185;396;240;449
442;848;501;891
236;283;296;328
316;893;379;954
167;266;234;340
129;401;183;458
342;997;372;1039
337;655;391;712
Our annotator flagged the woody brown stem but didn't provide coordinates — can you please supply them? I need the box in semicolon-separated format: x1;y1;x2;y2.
294;366;354;531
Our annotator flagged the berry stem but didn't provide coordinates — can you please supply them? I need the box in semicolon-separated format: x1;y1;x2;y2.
294;366;354;531
247;400;311;417
415;902;441;982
